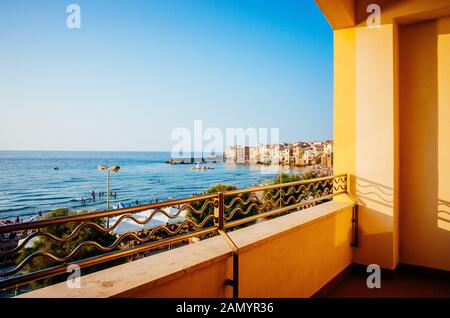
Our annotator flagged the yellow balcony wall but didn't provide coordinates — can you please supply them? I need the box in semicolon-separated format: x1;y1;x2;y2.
399;16;450;271
316;0;450;272
19;201;354;298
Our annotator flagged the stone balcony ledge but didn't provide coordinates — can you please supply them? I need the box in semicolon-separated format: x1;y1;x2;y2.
19;199;354;298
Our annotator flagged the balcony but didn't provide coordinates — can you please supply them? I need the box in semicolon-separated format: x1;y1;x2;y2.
2;0;450;299
1;171;448;298
1;174;358;297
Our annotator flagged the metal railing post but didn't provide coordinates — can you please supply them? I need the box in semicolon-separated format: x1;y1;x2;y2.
216;192;238;298
351;205;359;247
346;173;351;195
280;185;283;210
345;173;359;247
218;192;224;229
217;192;224;229
214;193;224;230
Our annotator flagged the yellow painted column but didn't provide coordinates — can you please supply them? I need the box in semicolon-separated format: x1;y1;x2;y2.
333;28;356;201
334;24;399;270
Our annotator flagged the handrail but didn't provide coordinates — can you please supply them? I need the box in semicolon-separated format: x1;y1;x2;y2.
0;174;348;292
0;193;219;234
223;173;347;195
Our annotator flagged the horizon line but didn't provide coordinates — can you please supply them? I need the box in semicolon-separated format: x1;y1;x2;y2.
0;140;333;153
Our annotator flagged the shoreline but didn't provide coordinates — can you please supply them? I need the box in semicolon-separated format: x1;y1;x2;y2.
0;161;332;224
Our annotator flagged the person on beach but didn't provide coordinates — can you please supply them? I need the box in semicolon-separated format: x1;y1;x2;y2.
91;190;96;201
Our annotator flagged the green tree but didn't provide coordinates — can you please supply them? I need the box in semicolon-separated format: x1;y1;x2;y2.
262;173;300;212
187;183;258;228
273;173;302;184
300;171;332;198
17;208;121;288
262;171;331;213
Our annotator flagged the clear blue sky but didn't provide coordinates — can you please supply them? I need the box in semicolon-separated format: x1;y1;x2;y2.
0;0;333;151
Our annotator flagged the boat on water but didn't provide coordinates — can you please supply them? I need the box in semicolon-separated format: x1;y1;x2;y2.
188;163;215;171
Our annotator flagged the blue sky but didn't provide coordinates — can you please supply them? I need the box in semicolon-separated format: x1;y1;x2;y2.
0;0;333;151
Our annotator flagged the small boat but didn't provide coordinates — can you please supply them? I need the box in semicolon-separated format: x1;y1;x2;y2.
188;163;215;171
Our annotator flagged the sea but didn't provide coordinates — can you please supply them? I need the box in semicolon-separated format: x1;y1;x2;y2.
0;151;300;221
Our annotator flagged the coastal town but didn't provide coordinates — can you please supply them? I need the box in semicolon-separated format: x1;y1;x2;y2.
224;140;333;168
168;140;334;169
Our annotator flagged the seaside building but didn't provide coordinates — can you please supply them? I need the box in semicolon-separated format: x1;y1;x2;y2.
303;147;316;165
293;143;307;167
280;145;289;166
225;146;237;162
249;147;259;164
270;144;283;165
257;144;272;164
324;140;333;156
236;146;250;164
225;140;333;168
321;153;333;169
226;146;251;164
312;143;325;157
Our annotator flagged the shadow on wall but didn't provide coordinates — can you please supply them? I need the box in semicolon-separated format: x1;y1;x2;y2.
399;16;450;271
438;199;450;231
352;176;395;269
356;177;394;210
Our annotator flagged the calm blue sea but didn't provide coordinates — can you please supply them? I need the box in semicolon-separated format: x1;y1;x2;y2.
0;151;295;220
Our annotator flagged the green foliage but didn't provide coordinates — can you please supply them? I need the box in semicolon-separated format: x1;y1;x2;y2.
272;173;301;184
205;184;238;194
302;171;321;181
263;171;330;213
187;172;332;231
17;208;121;288
263;174;296;212
187;183;258;227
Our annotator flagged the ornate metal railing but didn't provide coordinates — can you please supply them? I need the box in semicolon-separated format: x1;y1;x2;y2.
0;174;348;291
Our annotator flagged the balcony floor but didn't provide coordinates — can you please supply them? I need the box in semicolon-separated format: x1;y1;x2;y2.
321;267;450;298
